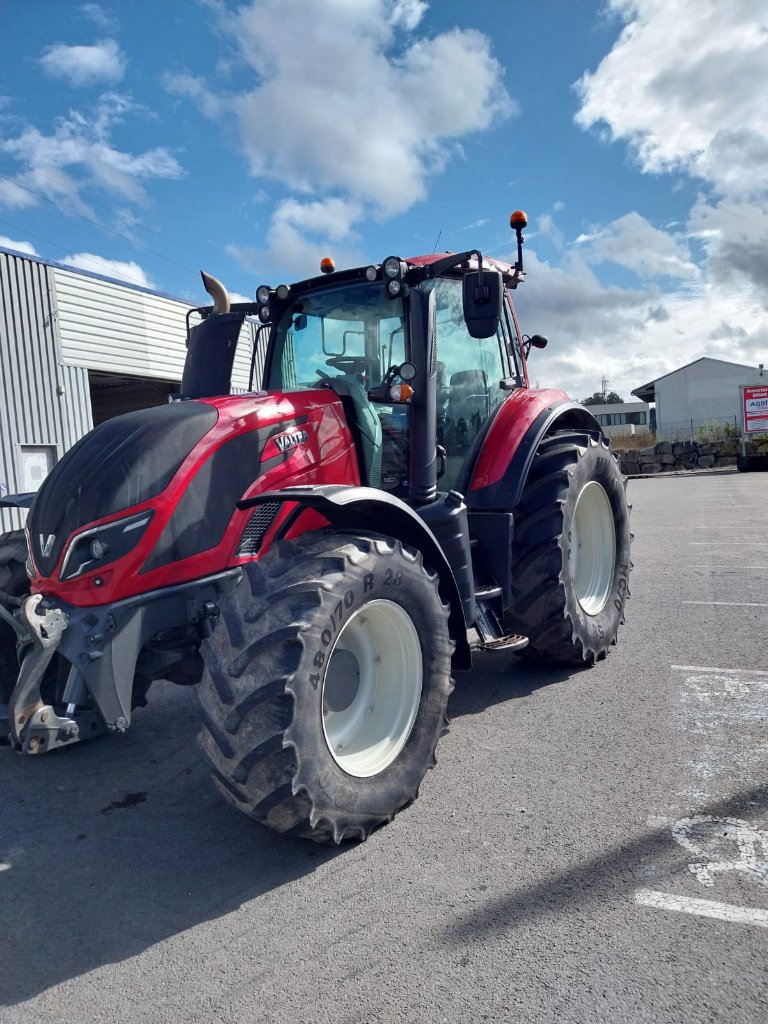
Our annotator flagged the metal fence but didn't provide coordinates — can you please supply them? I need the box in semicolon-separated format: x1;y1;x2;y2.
656;415;741;442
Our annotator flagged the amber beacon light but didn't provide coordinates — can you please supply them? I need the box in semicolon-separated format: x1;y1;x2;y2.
510;210;528;273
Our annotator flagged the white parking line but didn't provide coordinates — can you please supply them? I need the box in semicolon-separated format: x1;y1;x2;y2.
672;665;768;675
667;526;768;530
641;565;768;570
687;542;768;546
635;889;768;928
683;601;768;607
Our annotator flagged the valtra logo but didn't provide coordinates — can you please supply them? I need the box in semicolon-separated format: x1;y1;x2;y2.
273;428;309;454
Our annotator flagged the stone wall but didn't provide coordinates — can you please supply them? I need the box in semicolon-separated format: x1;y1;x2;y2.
617;437;768;475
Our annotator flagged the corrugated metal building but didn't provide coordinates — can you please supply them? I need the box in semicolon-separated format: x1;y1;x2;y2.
0;247;261;532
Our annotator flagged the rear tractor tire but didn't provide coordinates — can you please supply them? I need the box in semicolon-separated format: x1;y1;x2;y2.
198;531;454;843
504;432;631;665
0;529;28;708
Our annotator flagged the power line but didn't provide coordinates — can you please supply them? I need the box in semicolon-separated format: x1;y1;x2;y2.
0;170;196;274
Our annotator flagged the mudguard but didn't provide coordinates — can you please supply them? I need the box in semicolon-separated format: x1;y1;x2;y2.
466;391;602;510
239;485;472;670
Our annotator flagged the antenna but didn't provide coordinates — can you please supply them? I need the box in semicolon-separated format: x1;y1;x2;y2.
432;230;442;254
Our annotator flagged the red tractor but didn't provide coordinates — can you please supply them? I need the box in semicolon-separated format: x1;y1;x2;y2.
0;213;631;842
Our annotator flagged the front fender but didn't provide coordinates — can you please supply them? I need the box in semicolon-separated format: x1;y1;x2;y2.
467;393;601;510
239;485;472;670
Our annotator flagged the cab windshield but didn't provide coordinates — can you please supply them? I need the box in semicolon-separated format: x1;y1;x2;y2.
266;281;406;391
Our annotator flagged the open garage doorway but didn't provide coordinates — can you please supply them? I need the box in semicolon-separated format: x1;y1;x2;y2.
88;371;181;426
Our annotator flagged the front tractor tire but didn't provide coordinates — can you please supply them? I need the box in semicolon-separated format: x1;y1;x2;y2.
198;532;454;844
504;433;631;665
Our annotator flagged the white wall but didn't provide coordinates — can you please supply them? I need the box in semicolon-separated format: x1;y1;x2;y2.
53;267;257;390
656;359;766;434
589;401;650;438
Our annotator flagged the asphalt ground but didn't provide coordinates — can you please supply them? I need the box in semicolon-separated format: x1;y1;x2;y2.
1;470;767;1024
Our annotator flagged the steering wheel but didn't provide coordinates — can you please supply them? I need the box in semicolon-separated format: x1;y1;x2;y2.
325;356;370;373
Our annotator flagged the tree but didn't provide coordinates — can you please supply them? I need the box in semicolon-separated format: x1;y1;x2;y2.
581;390;624;406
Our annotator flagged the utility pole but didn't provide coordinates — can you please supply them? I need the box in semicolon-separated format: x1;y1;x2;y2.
601;375;610;400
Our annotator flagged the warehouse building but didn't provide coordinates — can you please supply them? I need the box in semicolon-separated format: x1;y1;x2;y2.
632;357;766;440
0;246;260;531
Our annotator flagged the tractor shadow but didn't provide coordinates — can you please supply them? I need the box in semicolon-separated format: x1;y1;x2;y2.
0;683;345;1006
0;650;584;1004
447;645;582;719
441;782;768;945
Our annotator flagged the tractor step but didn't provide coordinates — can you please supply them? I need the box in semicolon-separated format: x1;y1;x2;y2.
473;633;529;652
472;599;529;653
474;584;502;601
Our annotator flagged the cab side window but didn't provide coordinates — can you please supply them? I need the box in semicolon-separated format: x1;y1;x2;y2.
433;277;507;491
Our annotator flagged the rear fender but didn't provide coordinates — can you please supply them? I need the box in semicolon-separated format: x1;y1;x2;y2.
468;394;601;510
240;485;472;670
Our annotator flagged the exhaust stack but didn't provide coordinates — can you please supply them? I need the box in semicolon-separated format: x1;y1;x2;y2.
201;270;231;314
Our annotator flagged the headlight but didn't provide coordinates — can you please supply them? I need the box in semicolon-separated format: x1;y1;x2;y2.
383;256;404;279
60;511;154;582
256;285;271;304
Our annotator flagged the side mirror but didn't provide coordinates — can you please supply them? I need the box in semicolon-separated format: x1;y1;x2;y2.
463;270;502;339
523;334;548;357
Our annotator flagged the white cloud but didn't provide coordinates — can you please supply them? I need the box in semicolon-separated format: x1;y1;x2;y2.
0;93;184;216
575;0;768;199
163;72;222;120
565;1;768;398
0;235;39;256
173;0;513;273
0;177;37;208
266;197;365;278
388;0;428;31
688;197;768;300
39;39;126;87
60;252;155;288
534;212;565;250
81;4;119;32
513;247;766;401
574;211;699;280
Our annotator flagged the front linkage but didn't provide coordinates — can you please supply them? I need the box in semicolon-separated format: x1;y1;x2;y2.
2;570;242;753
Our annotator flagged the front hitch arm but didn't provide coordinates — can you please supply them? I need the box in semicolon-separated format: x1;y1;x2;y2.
8;595;71;752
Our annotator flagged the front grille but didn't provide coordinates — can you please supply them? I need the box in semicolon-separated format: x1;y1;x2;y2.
237;502;282;555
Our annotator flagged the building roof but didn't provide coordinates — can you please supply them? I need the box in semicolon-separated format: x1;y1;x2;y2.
631;356;762;403
0;243;192;307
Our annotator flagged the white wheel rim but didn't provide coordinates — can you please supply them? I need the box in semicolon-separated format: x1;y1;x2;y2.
571;480;616;616
322;599;422;778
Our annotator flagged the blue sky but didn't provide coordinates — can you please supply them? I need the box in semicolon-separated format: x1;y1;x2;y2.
1;0;766;401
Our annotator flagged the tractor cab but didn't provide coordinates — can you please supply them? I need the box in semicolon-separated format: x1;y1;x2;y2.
258;244;528;507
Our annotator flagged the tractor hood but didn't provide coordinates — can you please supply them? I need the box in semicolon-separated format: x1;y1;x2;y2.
28;402;218;577
26;389;360;606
